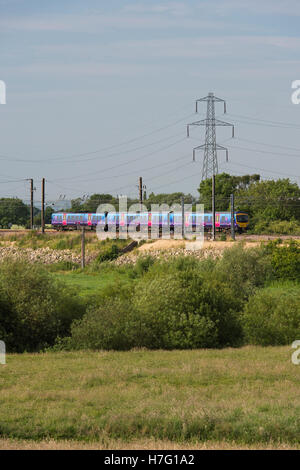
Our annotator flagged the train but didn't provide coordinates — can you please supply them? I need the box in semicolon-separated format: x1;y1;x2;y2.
51;210;249;233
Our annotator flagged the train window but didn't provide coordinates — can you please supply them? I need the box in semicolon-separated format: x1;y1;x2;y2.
236;213;248;222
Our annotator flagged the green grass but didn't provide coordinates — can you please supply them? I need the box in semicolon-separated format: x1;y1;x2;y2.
52;271;123;297
0;347;299;447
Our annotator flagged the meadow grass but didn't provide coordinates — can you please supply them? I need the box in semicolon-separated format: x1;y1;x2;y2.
52;271;128;298
0;347;299;448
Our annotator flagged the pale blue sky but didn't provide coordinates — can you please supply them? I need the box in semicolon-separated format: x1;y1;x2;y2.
0;0;300;204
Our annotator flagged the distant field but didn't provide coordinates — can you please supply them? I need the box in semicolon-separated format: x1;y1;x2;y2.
52;270;130;297
0;347;299;449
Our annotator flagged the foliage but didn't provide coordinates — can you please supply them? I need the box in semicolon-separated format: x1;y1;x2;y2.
198;174;300;233
66;257;243;350
0;198;29;228
70;192;195;213
252;219;300;235
0;261;85;352
236;178;300;227
96;243;120;263
145;192;193;209
33;206;54;226
198;173;260;211
242;284;300;345
213;244;273;299
264;240;300;281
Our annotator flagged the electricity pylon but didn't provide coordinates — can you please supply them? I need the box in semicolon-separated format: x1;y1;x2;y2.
187;92;234;180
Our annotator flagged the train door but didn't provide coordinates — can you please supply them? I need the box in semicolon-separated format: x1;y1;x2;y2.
215;213;220;228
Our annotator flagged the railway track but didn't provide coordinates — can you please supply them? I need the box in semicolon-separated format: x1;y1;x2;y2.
0;229;299;241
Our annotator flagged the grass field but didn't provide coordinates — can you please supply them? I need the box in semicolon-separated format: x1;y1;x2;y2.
52;267;134;299
0;347;299;449
52;271;120;297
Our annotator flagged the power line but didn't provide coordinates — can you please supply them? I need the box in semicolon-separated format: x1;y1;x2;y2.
235;137;300;154
54;137;186;182
226;143;300;160
227;112;300;129
224;160;300;179
49;154;190;185
0;112;195;164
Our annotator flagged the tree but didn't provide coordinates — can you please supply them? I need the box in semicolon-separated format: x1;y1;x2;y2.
70;194;121;213
235;178;300;225
0;198;29;228
198;173;260;211
145;192;194;209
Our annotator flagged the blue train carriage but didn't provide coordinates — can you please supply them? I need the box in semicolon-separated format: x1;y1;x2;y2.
51;212;89;230
52;210;249;233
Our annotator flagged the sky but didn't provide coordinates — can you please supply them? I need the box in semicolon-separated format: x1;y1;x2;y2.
0;0;300;206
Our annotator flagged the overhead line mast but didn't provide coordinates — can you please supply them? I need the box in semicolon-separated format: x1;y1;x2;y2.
187;92;234;180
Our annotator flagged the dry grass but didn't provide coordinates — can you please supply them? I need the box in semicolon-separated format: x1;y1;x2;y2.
0;347;299;449
0;438;298;450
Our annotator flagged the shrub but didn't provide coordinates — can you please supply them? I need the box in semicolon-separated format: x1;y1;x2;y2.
264;240;300;282
132;269;242;349
241;285;300;345
0;261;85;352
96;243;120;263
66;262;243;350
69;298;136;350
213;244;273;299
253;219;300;235
132;256;155;277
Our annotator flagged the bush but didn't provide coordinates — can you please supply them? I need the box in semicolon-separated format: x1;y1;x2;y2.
264;240;300;282
131;256;155;277
65;260;243;350
213;244;273;299
132;270;242;349
68;298;136;350
241;285;300;345
96;243;120;262
0;261;86;352
253;220;300;235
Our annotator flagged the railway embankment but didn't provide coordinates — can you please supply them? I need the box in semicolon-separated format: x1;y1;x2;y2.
0;246;93;264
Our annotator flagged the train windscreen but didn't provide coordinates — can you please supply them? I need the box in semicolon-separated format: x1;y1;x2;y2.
236;213;248;222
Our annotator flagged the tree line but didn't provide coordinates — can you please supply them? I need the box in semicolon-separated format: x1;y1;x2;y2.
1;174;300;232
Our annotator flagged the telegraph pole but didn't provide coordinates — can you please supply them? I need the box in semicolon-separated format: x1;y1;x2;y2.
212;175;216;241
230;193;235;240
30;179;34;229
81;226;85;268
139;177;143;210
187;93;234;181
181;195;185;239
41;178;45;233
